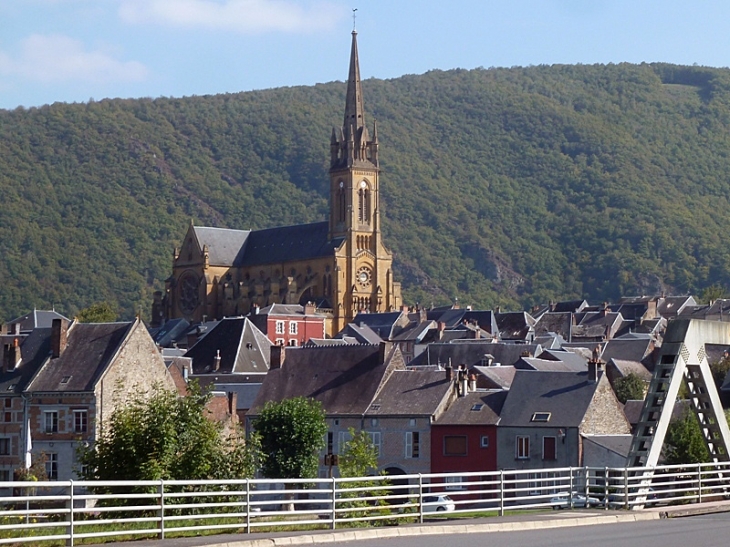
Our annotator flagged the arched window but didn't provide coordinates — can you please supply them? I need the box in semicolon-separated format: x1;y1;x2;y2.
358;184;370;224
338;186;346;222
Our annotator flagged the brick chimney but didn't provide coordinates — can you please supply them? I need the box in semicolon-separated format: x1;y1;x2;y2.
445;363;453;382
51;319;68;359
304;301;316;316
270;345;286;370
2;339;20;373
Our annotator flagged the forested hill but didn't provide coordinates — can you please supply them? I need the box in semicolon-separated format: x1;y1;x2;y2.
2;62;730;320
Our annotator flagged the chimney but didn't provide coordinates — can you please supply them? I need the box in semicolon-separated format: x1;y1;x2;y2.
214;349;221;372
10;323;20;335
458;365;468;397
445;363;453;382
588;358;604;383
51;319;68;359
227;391;237;416
304;301;316;316
270;345;286;370
253;304;260;315
469;373;477;392
438;321;446;340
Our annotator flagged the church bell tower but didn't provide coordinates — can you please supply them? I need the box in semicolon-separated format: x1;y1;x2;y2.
329;31;400;332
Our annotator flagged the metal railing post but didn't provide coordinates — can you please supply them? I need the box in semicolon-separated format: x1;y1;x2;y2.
66;480;74;547
698;463;703;503
623;468;629;510
418;474;423;524
499;470;505;517
331;477;337;530
158;480;165;540
604;467;609;510
245;479;251;534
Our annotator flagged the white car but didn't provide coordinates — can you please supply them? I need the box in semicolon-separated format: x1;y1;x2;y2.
549;492;600;509
422;494;456;513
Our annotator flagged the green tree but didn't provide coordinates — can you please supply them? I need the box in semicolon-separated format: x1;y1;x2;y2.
339;428;379;478
613;373;647;404
710;356;730;393
699;284;728;305
253;397;327;479
79;382;257;482
76;301;117;323
664;408;711;465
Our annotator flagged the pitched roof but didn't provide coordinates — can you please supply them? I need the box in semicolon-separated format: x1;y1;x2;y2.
248;343;405;416
28;321;136;392
534;312;572;340
0;327;53;394
192;226;251;266
5;310;69;333
607;359;652;381
435;390;506;425
515;357;585;372
499;370;603;428
365;369;452;416
583;435;633;458
599;338;653;363
410;341;541;368
335;322;383;345
239;222;341;266
472;365;516;390
495;311;536;340
185;317;271;375
350;311;406;339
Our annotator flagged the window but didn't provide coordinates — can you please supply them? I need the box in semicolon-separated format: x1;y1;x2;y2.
326;432;334;454
289;322;298;335
275;338;285;346
444;476;465;490
367;431;381;457
444;435;467;456
44;411;58;433
275;321;285;334
288;339;297;346
405;431;420;458
480;435;489;448
542;436;557;461
370;418;378;427
516;436;530;459
3;412;10;423
0;438;9;455
531;412;551;422
3;399;10;408
74;410;88;433
338;430;352;454
45;453;58;480
471;404;484;411
0;469;10;481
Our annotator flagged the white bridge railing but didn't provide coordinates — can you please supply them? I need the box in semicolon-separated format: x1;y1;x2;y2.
1;462;729;545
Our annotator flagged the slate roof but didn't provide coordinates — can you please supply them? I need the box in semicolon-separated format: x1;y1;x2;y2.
28;321;136;392
499;370;603;428
515;358;584;372
364;369;452;416
0;327;53;394
239;222;342;266
553;300;589;313
435;390;507;425
350;311;406;339
534;312;573;340
495;311;536;340
392;321;436;343
192;226;251;266
537;349;589;369
600;338;653;364
5;310;69;333
336;322;383;345
409;342;542;368
657;296;696;318
248;343;404;417
472;365;516;390
607;359;652;381
185;317;271;375
150;317;190;348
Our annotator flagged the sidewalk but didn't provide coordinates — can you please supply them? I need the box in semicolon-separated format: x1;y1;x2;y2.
100;500;730;547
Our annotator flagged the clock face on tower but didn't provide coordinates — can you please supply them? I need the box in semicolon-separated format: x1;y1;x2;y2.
357;266;372;288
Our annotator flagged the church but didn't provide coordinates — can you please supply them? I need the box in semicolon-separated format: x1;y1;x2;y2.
153;31;401;336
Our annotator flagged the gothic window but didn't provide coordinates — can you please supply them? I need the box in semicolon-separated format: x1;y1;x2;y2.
338;186;346;222
357;180;370;224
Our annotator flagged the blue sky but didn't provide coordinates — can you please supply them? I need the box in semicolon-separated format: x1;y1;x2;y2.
1;0;730;110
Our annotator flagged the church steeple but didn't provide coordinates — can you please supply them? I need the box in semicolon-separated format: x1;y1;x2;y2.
330;31;378;171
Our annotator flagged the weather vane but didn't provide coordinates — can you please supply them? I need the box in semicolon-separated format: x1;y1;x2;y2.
352;8;357;31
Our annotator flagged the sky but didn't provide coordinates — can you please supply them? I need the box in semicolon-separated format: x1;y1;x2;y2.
1;0;730;110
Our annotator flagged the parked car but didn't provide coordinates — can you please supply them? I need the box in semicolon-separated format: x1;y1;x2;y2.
422;494;456;513
550;492;600;509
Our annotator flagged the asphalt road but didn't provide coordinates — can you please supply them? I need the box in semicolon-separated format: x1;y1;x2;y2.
343;514;730;547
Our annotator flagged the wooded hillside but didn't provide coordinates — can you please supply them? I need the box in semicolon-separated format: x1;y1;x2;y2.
1;62;729;320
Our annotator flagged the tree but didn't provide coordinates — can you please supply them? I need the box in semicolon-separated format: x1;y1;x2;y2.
253;397;327;479
76;301;117;323
613;373;647;404
710;355;730;393
79;382;257;483
339;428;379;478
699;284;728;305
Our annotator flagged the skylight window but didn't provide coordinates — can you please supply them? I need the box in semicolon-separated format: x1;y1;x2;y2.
471;404;484;411
60;376;71;384
531;412;551;422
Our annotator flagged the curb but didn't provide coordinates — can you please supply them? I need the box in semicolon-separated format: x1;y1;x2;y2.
190;512;662;547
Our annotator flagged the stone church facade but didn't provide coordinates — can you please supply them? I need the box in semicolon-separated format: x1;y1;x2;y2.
153;31;401;335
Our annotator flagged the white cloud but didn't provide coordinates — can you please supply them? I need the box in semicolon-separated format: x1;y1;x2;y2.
118;0;343;33
0;34;148;84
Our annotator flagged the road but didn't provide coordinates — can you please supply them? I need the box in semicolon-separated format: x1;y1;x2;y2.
342;514;730;547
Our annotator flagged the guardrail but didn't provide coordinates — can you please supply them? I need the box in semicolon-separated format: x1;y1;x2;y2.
1;462;729;545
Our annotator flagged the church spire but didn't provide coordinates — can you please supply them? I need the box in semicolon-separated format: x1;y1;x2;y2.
343;30;365;138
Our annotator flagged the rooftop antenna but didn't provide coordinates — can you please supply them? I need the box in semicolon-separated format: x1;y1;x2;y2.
352;8;357;31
